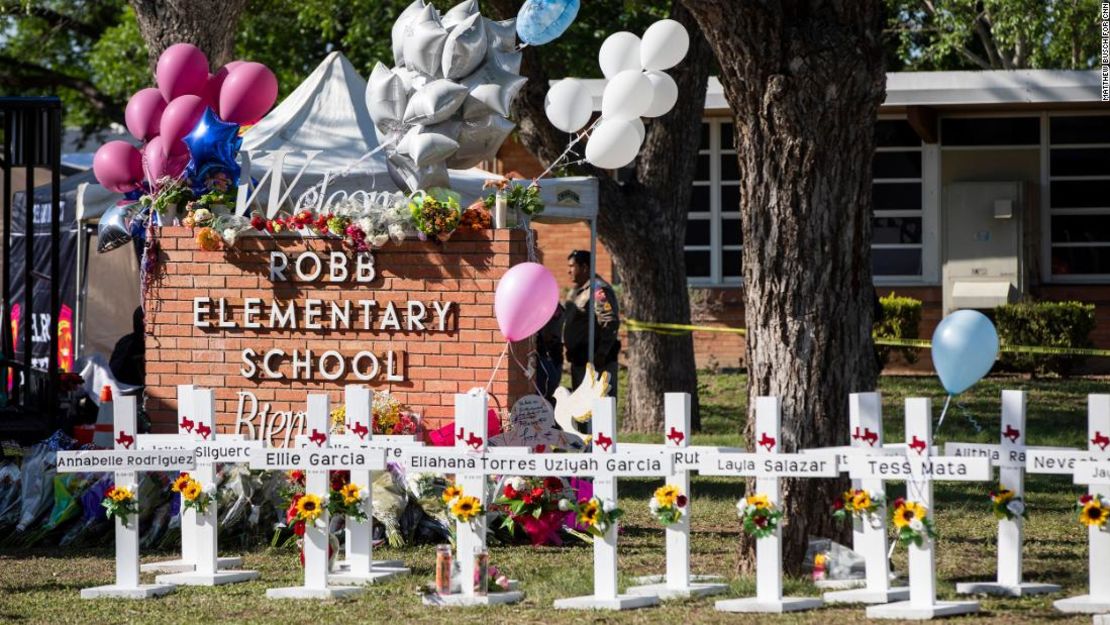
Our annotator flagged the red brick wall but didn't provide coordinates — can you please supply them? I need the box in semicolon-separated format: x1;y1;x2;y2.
144;227;531;436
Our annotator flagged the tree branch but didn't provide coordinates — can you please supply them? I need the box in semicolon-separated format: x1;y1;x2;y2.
972;8;1008;69
6;4;104;40
0;55;125;122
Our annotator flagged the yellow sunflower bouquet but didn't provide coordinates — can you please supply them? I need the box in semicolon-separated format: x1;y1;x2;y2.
568;496;623;538
102;484;139;525
736;492;783;539
173;473;213;516
445;487;484;525
1077;493;1110;530
892;497;936;547
327;480;368;522
649;484;688;526
989;487;1026;521
832;488;884;526
293;493;326;525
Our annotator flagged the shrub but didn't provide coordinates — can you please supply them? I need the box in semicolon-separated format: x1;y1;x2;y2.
994;301;1096;377
874;293;922;365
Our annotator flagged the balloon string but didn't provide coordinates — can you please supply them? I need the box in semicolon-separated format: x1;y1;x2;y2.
507;340;547;398
484;343;510;393
957;400;983;435
935;394;953;435
535;118;602;181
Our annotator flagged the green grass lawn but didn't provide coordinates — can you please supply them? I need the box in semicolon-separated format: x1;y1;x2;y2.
1;373;1104;624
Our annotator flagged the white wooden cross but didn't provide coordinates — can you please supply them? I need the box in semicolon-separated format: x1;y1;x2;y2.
56;395;195;599
698;396;840;614
1026;394;1110;614
398;390;526;606
327;385;413;585
854;397;990;619
141;388;262;586
135;385;259;585
946;390;1062;597
249;393;386;599
624;392;729;599
551;397;674;610
812;392;911;604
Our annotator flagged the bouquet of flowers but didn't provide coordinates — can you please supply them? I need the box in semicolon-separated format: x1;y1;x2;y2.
565;496;622;539
832;488;884;527
736;493;782;539
172;473;212;515
1077;493;1110;530
989;487;1026;521
372;392;420;436
444;485;483;525
483;173;545;217
327;480;367;522
891;497;936;547
102;484;138;525
409;188;462;242
460;201;492;231
495;476;567;544
649;484;687;526
140;176;193;216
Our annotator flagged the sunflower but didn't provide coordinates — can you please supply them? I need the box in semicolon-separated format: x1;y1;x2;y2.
992;489;1015;505
851;490;872;510
1080;499;1109;527
109;486;134;503
172;474;191;493
578;499;601;527
654;485;680;507
893;501;927;528
747;493;771;510
443;484;463;504
296;493;324;523
340;483;361;505
181;480;202;502
451;495;482;523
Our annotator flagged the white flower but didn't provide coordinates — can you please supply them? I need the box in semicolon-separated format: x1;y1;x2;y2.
871;491;885;503
909;518;924;532
649;498;661;513
508;477;527;492
868;513;884;529
736;498;748;516
602;499;617;513
558;498;571;512
1007;500;1025;517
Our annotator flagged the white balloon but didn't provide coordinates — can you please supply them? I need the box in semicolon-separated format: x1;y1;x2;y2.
641;19;689;71
601;70;652;122
403;5;448;77
630;117;645;143
585;118;644;169
545;78;593;133
392;0;427;67
598;32;641;79
642;70;678;117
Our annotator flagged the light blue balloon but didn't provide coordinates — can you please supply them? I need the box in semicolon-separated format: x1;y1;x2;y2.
516;0;580;46
930;309;999;395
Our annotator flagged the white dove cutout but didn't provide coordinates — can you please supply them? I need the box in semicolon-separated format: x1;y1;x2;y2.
552;363;611;436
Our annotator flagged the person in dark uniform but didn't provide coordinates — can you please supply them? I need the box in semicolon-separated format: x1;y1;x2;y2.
534;304;564;405
561;250;620;397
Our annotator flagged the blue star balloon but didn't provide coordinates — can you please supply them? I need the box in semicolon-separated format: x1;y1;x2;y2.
517;0;580;46
183;107;242;195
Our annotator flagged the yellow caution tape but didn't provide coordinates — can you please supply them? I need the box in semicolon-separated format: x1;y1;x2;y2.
627;319;1110;358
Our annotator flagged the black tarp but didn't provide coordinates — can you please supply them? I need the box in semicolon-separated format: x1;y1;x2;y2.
8;170;88;373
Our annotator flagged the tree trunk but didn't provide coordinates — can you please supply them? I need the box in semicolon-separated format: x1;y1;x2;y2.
488;0;712;431
681;0;886;573
129;0;249;73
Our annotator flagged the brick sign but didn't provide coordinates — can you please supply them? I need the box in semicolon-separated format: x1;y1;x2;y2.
146;227;530;442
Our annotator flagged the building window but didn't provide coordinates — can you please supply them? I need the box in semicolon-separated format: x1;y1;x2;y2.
1049;114;1110;277
686;119;741;285
873;120;924;278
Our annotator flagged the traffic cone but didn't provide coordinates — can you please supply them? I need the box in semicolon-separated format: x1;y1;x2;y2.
92;385;114;449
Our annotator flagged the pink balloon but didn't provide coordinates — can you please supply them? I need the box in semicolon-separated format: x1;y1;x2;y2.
144;136;190;181
93;141;144;193
160;94;205;143
124;88;167;141
219;62;278;125
156;43;210;101
494;262;560;342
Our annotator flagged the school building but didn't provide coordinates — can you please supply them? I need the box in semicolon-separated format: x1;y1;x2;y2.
495;70;1110;370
